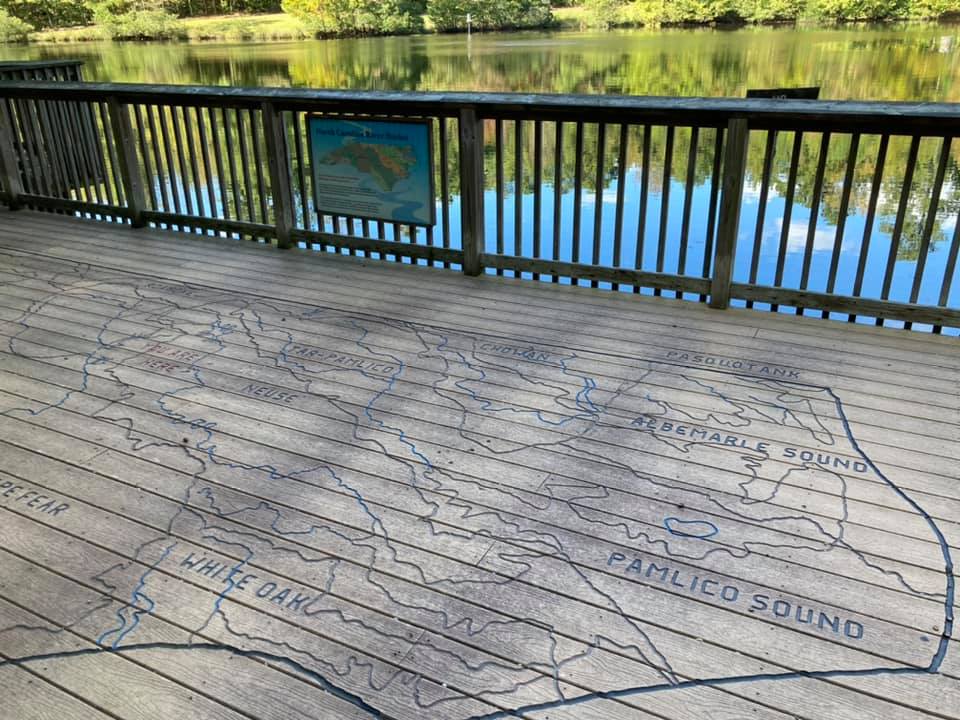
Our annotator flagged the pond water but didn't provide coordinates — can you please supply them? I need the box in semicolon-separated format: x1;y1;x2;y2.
3;25;959;330
5;25;960;100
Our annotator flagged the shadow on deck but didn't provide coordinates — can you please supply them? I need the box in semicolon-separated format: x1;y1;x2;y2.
0;210;957;720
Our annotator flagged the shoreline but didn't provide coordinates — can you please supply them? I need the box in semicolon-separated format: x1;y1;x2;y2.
8;10;960;47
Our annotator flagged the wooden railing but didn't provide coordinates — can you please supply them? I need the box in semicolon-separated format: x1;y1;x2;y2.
0;81;958;334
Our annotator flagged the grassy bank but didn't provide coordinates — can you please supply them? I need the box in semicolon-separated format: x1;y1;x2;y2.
8;4;585;44
30;12;313;43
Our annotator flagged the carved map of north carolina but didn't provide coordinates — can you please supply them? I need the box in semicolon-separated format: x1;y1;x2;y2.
0;250;953;720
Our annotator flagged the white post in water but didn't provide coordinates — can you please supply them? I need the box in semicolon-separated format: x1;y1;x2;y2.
466;13;472;35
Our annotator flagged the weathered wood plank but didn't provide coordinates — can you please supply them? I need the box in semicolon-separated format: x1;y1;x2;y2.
4;211;957;362
5;211;954;374
1;400;952;720
0;278;956;476
0;277;954;451
0;209;956;720
1;314;958;544
0;453;785;720
0;662;115;720
7;324;951;564
0;233;953;412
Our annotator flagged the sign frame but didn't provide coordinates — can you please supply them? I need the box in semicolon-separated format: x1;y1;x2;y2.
306;114;437;228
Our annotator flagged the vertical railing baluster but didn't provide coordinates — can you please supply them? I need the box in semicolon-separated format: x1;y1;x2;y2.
147;105;172;226
0;99;23;210
25;96;55;200
934;211;960;333
654;125;675;297
612;122;629;292
58;98;91;213
551;120;563;283
133;105;155;214
797;132;831;315
392;222;403;262
26;96;58;200
634;124;651;293
169;104;196;229
591;122;606;288
747;130;777;308
291;112;308;230
107;98;146;228
236;108;256;227
97;102;122;218
195;106;217;226
850;134;889;323
182;105;205;228
700;126;724;302
38;71;70;197
458;107;484;276
677;126;699;299
222;108;242;228
877;134;921;325
771;131;804;313
514;119;524;278
710;118;750;310
495;118;504;274
376;220;386;261
907;135;953;329
12;98;39;199
75;102;106;214
158;105;185;230
823;133;859;318
48;97;87;207
206;107;227;223
571;122;584;285
532;119;543;281
250;108;270;226
261;101;295;250
439;116;451;268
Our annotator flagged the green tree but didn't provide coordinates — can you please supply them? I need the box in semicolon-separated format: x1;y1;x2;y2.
624;0;741;26
583;0;624;28
282;0;425;35
427;0;552;32
85;0;185;39
736;0;807;21
807;0;908;20
0;0;91;29
907;0;960;16
0;7;32;39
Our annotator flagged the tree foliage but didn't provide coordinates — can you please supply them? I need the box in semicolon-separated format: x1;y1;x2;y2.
0;0;91;29
84;0;184;38
163;0;281;14
586;0;960;27
0;7;31;40
281;0;425;35
427;0;552;31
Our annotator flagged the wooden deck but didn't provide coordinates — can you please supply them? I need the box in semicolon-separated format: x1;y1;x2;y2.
0;209;957;720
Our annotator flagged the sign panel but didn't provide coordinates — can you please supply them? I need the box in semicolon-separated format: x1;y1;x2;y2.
308;116;435;226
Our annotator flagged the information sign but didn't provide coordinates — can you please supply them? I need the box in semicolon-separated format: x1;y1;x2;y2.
308;116;435;226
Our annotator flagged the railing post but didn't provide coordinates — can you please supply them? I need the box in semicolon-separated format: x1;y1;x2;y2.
0;100;23;211
261;101;295;250
709;117;750;310
107;98;146;227
458;107;485;276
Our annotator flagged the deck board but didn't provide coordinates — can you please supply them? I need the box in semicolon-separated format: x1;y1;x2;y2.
0;210;957;720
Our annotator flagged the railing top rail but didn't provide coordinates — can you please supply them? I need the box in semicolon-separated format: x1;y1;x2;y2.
0;61;84;70
1;80;960;131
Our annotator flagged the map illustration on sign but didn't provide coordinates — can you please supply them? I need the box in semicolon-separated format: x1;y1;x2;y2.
308;117;435;226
